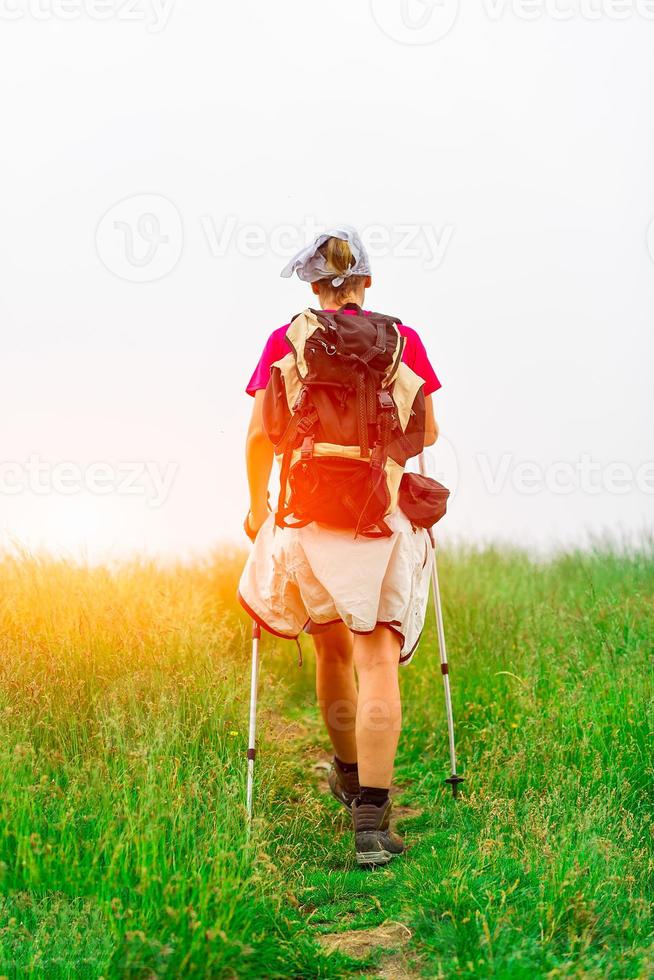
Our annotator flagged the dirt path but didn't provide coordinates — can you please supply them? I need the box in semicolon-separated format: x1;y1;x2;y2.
318;921;420;978
310;757;425;977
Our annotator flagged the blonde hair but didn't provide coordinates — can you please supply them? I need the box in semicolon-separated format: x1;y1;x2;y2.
316;237;367;305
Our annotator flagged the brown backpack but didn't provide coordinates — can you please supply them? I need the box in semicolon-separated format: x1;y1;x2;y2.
263;304;426;537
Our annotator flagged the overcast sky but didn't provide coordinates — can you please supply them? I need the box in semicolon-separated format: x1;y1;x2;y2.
1;2;653;561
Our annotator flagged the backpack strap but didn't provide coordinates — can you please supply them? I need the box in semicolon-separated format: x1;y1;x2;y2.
274;388;318;530
276;447;314;530
360;317;389;365
353;389;397;539
355;373;370;457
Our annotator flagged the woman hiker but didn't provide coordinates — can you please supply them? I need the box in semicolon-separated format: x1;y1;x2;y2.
239;226;441;867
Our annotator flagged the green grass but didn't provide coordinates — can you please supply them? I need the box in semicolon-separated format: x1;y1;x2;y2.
0;545;651;977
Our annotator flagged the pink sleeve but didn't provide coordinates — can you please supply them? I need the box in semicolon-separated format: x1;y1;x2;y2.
401;327;442;397
245;327;289;397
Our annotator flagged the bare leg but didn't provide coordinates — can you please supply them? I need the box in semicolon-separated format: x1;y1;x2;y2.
313;622;358;763
353;626;402;789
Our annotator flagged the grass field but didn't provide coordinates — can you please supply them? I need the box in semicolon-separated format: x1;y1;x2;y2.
0;545;652;978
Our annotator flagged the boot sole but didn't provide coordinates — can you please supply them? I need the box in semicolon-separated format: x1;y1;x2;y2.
356;848;398;867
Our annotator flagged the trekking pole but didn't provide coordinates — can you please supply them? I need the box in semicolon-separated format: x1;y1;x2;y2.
246;620;261;833
419;453;465;798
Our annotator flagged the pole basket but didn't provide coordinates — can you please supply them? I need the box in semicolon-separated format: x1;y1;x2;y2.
445;773;465;798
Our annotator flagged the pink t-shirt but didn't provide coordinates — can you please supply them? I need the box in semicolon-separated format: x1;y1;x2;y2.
246;310;441;397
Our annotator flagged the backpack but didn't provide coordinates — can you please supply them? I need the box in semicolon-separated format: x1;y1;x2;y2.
262;304;426;537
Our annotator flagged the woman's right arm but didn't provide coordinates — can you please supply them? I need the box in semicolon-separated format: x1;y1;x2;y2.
245;390;274;533
424;394;439;447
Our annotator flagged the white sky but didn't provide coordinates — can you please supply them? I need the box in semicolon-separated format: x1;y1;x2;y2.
1;1;653;560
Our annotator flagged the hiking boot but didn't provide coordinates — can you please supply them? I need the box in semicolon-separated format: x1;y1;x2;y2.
327;760;360;810
352;799;405;867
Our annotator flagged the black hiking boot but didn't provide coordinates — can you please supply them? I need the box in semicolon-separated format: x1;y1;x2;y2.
352;799;405;868
327;760;360;810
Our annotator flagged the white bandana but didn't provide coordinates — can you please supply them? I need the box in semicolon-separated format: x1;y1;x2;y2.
280;225;371;287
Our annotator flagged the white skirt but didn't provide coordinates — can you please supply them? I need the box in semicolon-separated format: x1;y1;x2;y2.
238;509;432;664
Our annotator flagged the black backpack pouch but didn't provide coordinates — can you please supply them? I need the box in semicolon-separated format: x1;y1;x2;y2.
288;457;390;533
398;472;450;528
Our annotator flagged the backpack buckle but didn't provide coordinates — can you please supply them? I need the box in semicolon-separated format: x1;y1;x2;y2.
293;387;307;412
301;435;314;459
378;391;394;411
296;407;317;437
